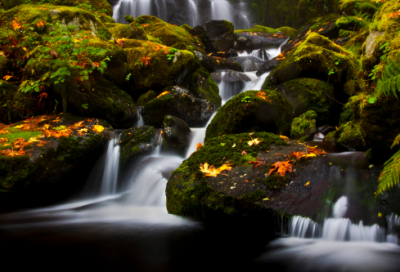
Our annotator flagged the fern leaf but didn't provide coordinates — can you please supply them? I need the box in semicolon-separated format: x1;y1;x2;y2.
377;149;400;194
392;133;400;149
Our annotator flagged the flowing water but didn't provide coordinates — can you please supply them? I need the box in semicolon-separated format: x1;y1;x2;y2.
1;41;400;271
113;0;251;29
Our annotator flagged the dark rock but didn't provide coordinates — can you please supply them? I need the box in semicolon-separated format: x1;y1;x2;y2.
194;51;243;73
188;67;221;107
162;115;191;154
228;56;265;72
0;114;112;210
59;76;137;129
205;90;292;141
142;92;216;127
211;70;251;102
233;32;287;51
190;20;235;53
256;58;282;77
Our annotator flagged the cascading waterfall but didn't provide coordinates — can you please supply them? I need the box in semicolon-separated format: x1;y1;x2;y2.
100;134;121;196
136;106;144;127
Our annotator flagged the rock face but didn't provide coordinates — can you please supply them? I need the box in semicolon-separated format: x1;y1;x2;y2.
0;114;112;208
194;51;243;73
60;77;138;129
162;115;191;153
190;20;235;53
166;132;331;221
233;32;288;51
119;126;160;167
290;110;317;140
275;78;335;124
142;92;216;127
205;91;292;141
189;67;221;107
365;30;385;57
256;58;282;77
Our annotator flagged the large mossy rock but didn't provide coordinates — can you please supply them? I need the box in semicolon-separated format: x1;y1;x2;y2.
119;126;160;168
142;92;216;127
291;110;317;140
110;23;147;40
0;80;36;124
59;77;137;129
264;32;357;88
0;114;112;208
124;40;200;92
194;51;243;73
234;25;296;36
233;31;289;51
190;20;235;53
324;120;366;151
276;78;335;124
166;132;331;222
205;91;292;141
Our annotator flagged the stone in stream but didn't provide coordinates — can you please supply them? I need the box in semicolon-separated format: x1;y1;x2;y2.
205;90;292;141
162;115;191;155
0;114;112;210
256;58;282;77
194;51;244;73
290;110;317;140
228;56;266;72
233;32;288;51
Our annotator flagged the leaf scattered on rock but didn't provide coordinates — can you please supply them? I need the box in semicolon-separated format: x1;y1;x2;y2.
199;162;233;177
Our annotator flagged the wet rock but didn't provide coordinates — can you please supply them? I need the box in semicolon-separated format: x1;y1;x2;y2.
119;126;161;167
0;114;112;209
189;67;221;107
324;121;367;151
233;32;287;51
142;92;216;128
228;56;265;72
365;30;385;57
110;23;147;40
256;58;282;77
190;20;235;53
59;77;137;129
194;51;243;73
210;71;251;102
205;90;292;141
276;78;335;124
162;115;191;154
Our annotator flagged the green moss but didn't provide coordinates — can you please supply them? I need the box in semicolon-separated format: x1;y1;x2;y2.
163;115;175;127
335;16;367;30
290;110;317;140
180;24;192;32
205;90;293;141
263;174;290;190
189;67;221;107
136;90;157;106
337;121;366;149
110;23;147;40
235;25;297;36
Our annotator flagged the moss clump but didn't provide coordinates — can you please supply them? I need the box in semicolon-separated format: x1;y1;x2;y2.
110;23;147;40
119;126;157;166
180;24;192;32
290;110;317;140
235;25;297;36
205;90;293;141
265;32;357;88
136;90;157;106
263;174;290;191
335;16;367;31
0;125;43;151
189;67;221;107
332;121;366;150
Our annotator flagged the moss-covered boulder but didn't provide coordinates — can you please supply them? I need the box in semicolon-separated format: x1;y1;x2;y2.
234;25;297;36
324;121;366;151
119;126;160;168
142;92;216;127
265;32;357;89
59;77;137;129
233;31;289;51
276;78;335;124
0;80;37;124
205;91;293;141
291;110;317;140
110;23;147;40
0;114;112;208
162;115;191;154
189;67;221;107
136;90;157;106
166;132;330;221
124;40;200;92
190;20;235;53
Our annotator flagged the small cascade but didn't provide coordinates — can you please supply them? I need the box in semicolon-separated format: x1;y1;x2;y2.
113;0;152;22
290;196;386;242
185;128;206;158
153;130;163;156
100;135;121;196
136;106;144;127
211;0;234;25
238;49;270;61
387;214;400;244
188;0;198;27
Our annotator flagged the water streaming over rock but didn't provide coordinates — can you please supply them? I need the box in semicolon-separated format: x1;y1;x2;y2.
100;134;121;196
136;106;144;127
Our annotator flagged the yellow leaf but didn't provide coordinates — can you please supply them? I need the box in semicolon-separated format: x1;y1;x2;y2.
232;143;236;147
247;138;262;146
279;135;289;140
199;163;232;177
92;125;105;133
14;125;24;129
302;153;317;158
304;181;310;186
263;197;269;201
378;212;382;218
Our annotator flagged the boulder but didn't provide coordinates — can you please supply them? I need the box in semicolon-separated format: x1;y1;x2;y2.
142;92;216;127
210;70;251;102
324;121;366;151
227;56;265;72
276;78;335;124
205;90;292;141
58;77;137;129
0;114;112;208
189;67;221;107
110;23;147;40
119;126;161;167
162;115;191;153
256;58;282;77
136;90;158;106
233;32;288;51
190;20;235;53
194;51;243;73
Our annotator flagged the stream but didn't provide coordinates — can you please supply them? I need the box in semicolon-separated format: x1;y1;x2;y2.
1;32;400;271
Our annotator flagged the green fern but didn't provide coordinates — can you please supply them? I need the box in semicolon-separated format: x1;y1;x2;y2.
376;54;400;98
377;148;400;194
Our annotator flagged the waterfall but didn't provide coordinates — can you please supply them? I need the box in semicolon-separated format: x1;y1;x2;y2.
100;135;121;196
188;0;198;27
136;106;144;127
153;130;163;156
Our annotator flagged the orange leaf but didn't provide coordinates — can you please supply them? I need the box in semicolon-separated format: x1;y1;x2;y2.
156;91;171;98
12;19;23;30
199;163;232;177
248;158;265;168
256;91;272;102
196;143;203;150
268;160;293;177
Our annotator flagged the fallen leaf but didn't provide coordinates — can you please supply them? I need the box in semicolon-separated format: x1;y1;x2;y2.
241;150;247;155
196;143;203;150
304;181;310;186
92;125;105;133
269;160;293;177
199;162;232;177
247;138;262;146
279;135;289;140
248;158;265;168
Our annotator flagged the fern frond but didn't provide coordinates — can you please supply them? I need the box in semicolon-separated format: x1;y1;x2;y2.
377;149;400;194
376;54;400;98
392;133;400;149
